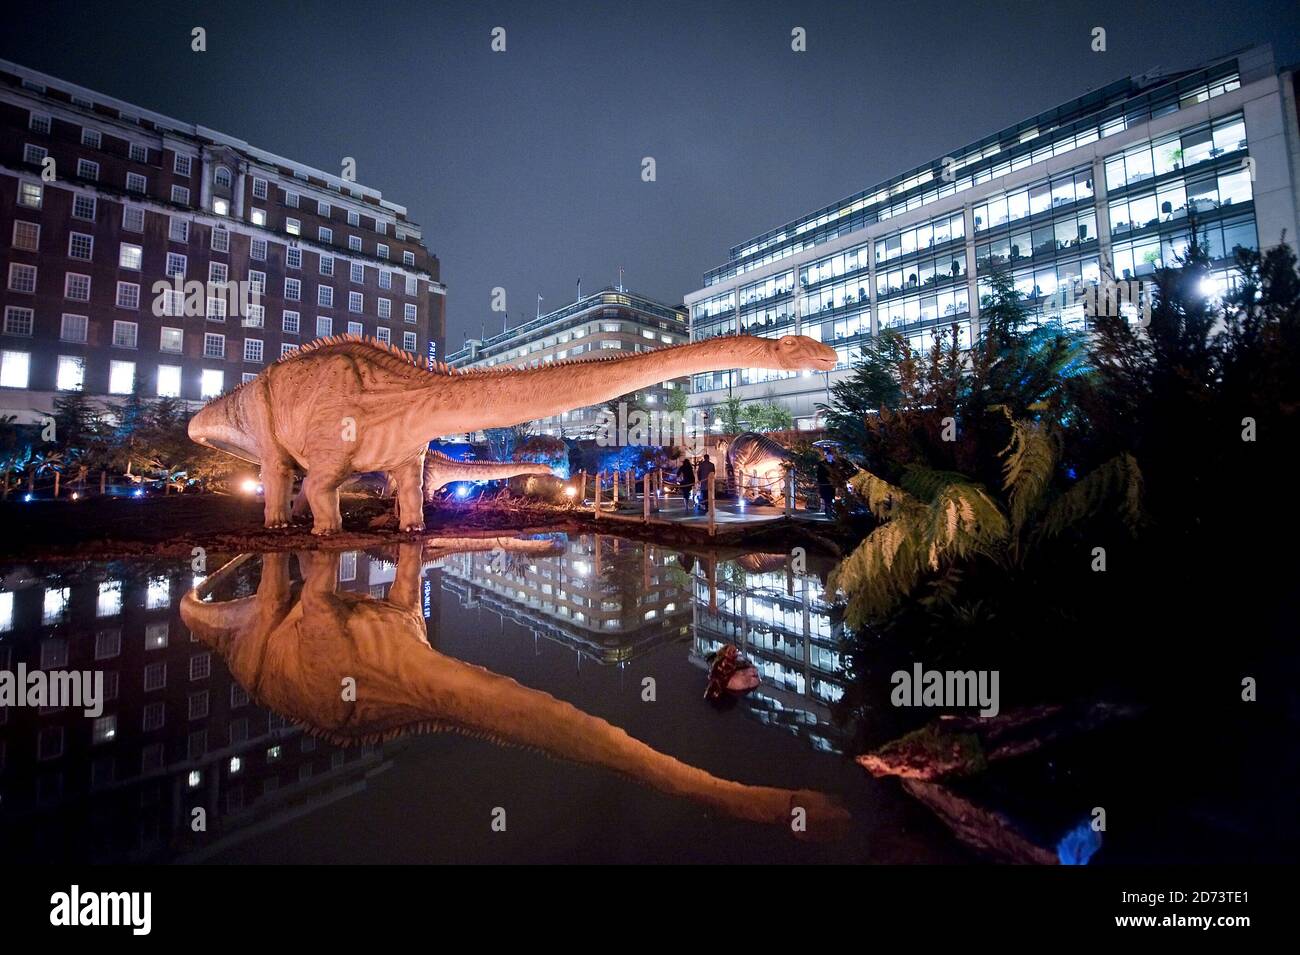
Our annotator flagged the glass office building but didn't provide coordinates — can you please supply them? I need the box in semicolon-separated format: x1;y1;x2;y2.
685;44;1300;428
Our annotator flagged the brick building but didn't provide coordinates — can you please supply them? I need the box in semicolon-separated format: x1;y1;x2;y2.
0;58;445;423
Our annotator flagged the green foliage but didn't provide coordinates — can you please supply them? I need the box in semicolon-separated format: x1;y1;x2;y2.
743;399;793;432
715;394;744;435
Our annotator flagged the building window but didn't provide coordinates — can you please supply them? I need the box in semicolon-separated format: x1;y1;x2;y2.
214;166;232;189
82;128;101;148
286;217;301;236
251;238;267;261
116;282;140;309
281;343;297;358
206;295;226;322
282;310;300;334
379;270;392;289
56;355;84;391
112;320;138;349
378;298;391;320
320;255;334;276
119;243;142;269
252;177;268;200
251;208;266;227
12;220;40;251
349;291;363;313
166;253;187;278
287;246;302;269
77;158;99;181
248;270;267;295
285;277;301;301
3;307;34;336
126;172;147;193
23;143;47;165
318;286;334;307
60;313;88;343
375;221;387;236
108;360;135;395
203;333;225;358
347;321;363;337
122;206;144;232
200;368;224;398
95;627;122;658
72;194;97;220
0;351;30;388
37;726;63;761
18;182;42;208
157;364;181;397
404;303;417;323
212;197;229;216
350;262;365;283
211;225;230;252
347;210;360;226
401;332;417;351
209;262;228;284
174;153;192;176
68;233;94;260
160;327;183;353
316;316;332;337
28;111;52;133
169;217;189;242
144;661;166;692
128;142;148;163
376;326;390;344
284;190;299;208
142;702;165;731
171;185;190;205
377;243;389;260
348;235;362;252
319;227;333;243
243;339;263;363
403;251;415;267
318;200;330;217
65;273;92;301
243;304;265;328
163;289;185;317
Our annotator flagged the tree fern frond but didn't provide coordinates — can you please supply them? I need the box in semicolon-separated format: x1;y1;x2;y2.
848;469;923;520
1000;417;1057;535
1035;452;1144;544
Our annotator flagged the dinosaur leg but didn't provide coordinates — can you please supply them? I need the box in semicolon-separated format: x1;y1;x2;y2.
261;459;295;529
291;484;310;521
393;454;427;533
302;468;345;536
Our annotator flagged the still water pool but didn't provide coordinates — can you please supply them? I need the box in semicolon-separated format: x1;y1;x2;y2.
0;532;965;863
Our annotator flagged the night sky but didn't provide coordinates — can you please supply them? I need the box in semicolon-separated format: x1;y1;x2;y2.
4;0;1298;350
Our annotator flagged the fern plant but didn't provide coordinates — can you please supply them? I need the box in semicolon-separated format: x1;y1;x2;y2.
829;411;1143;629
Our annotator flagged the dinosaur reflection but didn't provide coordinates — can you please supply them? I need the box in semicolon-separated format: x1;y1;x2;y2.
180;540;850;838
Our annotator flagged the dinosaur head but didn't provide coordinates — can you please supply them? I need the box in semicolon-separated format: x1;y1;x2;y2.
757;335;839;372
187;392;261;464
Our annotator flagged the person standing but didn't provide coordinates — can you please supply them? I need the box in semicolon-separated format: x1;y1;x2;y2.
696;453;716;514
816;458;835;517
678;457;695;511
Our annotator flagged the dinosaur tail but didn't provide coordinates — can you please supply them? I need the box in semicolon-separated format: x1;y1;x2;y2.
424;452;556;498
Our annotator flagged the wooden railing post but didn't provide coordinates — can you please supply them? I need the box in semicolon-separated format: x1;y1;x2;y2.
612;469;619;506
643;473;650;522
594;471;602;519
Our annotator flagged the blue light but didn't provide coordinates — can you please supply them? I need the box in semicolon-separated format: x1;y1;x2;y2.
455;484;469;499
23;493;33;502
133;488;144;498
1056;819;1102;865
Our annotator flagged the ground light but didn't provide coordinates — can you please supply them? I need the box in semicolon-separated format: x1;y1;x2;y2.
132;489;143;498
564;485;577;499
240;478;262;495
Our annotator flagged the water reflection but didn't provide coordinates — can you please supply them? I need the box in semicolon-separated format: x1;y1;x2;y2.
0;534;858;862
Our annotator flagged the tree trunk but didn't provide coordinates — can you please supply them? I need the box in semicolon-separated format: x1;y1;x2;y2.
53;471;61;498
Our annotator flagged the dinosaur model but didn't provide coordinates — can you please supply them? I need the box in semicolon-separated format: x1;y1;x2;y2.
726;430;797;498
187;334;838;534
179;540;850;838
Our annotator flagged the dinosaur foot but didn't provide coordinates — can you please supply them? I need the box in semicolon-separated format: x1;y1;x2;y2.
264;522;293;529
310;525;341;537
400;522;426;533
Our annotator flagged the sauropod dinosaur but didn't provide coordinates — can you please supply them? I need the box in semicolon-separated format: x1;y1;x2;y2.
179;540;851;839
187;334;838;535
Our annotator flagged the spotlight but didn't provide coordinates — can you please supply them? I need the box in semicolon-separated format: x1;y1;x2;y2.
132;489;144;498
71;492;79;501
240;478;260;495
564;485;577;499
455;484;470;499
23;493;33;502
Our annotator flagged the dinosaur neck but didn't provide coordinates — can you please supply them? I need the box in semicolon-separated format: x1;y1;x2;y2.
420;336;775;438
